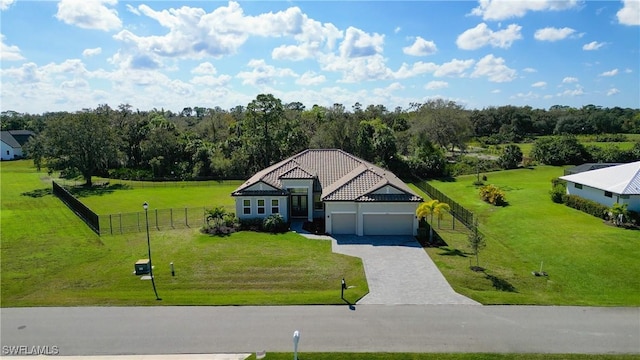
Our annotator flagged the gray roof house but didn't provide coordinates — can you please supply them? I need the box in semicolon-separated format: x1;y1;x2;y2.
1;130;33;160
559;161;640;212
232;149;423;236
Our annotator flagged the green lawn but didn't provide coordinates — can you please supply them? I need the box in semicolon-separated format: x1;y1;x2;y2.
1;160;367;307
411;166;640;306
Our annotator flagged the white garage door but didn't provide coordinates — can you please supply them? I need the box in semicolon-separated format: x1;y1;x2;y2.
363;214;414;235
331;213;356;234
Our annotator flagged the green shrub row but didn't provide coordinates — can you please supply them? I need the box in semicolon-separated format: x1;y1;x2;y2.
238;215;289;233
563;194;609;219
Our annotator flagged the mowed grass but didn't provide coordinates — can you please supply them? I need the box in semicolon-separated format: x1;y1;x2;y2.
1;160;367;307
411;166;640;306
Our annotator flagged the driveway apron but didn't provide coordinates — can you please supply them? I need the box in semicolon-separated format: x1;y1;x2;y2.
293;223;479;305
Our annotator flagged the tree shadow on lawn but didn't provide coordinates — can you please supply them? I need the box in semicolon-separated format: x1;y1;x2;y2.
68;183;131;197
438;247;468;257
21;188;53;198
486;273;517;292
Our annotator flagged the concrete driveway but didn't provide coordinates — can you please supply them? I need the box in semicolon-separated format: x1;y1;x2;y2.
294;224;479;305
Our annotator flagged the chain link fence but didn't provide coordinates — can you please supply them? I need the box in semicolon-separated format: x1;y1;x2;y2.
99;207;209;235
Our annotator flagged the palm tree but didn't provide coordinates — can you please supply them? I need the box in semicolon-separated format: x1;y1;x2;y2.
416;199;451;243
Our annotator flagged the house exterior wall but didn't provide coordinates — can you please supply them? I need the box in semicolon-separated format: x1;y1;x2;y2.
565;181;640;212
1;141;17;160
235;195;290;222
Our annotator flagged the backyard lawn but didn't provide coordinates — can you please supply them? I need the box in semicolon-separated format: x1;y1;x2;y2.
411;165;640;306
0;160;367;307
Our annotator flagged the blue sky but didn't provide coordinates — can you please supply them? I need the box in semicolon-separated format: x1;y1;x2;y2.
1;0;639;114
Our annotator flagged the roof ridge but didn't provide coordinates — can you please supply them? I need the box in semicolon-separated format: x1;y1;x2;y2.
621;164;640;194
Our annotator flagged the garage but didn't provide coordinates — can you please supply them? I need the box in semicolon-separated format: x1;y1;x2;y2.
331;213;356;234
363;214;414;236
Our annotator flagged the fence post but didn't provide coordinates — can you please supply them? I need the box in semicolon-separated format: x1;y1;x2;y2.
138;212;140;232
155;209;159;230
109;214;113;235
119;213;123;234
185;208;188;227
170;208;174;228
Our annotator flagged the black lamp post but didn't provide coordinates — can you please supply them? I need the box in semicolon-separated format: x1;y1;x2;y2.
143;202;161;301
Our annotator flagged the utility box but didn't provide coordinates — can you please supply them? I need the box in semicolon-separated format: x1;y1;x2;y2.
135;259;150;275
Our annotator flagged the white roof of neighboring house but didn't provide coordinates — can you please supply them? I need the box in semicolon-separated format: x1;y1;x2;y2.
560;161;640;195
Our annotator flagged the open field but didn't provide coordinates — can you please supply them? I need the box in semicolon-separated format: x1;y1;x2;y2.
411;165;640;306
0;160;367;307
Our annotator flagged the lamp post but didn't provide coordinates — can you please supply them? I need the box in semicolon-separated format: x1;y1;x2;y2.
143;202;161;301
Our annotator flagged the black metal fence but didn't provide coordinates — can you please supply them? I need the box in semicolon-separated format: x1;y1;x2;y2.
52;181;100;234
414;180;474;228
99;207;208;235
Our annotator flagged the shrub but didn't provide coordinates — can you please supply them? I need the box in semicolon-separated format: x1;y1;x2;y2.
202;207;239;235
262;214;288;233
497;144;523;169
239;218;263;231
564;195;609;219
479;184;507;206
550;183;566;203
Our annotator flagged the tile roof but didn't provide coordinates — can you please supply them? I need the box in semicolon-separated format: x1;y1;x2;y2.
232;149;422;202
560;161;640;195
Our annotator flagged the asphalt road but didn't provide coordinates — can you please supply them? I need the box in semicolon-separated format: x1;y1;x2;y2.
1;305;638;356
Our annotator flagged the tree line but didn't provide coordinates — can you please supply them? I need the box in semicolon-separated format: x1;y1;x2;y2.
2;95;639;186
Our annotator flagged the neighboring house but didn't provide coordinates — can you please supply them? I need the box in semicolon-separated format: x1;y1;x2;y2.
232;149;423;236
560;161;640;212
0;130;35;160
563;163;622;176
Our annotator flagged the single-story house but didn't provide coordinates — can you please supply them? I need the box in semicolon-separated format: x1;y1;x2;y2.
563;163;622;176
559;161;640;212
231;149;423;236
0;130;33;160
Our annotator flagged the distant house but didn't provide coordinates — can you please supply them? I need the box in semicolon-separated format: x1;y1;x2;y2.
232;149;423;236
0;130;34;160
560;161;640;212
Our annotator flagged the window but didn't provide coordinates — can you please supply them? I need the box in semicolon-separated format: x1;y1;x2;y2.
257;199;265;214
574;183;582;189
271;199;279;214
314;193;323;210
604;191;613;198
5;150;9;155
243;199;251;215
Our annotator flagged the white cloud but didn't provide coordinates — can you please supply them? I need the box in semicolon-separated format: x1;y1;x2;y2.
558;85;584;97
470;54;516;82
0;0;15;11
56;0;122;31
190;74;232;87
617;0;640;26
522;67;537;73
625;68;634;73
534;27;576;41
562;76;579;83
511;91;539;101
373;82;404;97
582;41;605;50
456;23;522;50
321;53;392;82
191;62;217;75
491;89;501;93
403;36;437;56
607;88;621;96
126;4;140;16
600;68;619;76
1;33;24;61
296;71;326;86
471;0;580;21
394;27;401;34
339;26;384;58
425;81;449;90
531;81;546;88
237;59;297;86
434;58;475;77
82;47;102;57
393;61;438;79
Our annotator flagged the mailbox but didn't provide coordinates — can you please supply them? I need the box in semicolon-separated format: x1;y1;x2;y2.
135;259;150;275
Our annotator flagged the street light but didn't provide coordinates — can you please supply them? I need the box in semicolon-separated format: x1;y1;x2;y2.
143;202;161;301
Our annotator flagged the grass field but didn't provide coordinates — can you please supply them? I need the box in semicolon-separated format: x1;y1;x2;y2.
1;160;367;307
411;165;640;306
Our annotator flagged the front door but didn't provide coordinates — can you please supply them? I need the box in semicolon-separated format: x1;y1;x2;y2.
291;195;308;217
